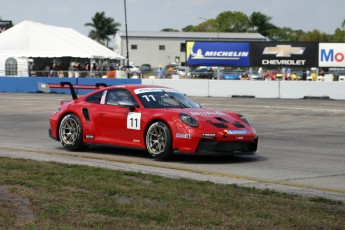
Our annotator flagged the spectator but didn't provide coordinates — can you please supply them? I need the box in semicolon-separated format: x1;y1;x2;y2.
258;67;263;80
68;64;74;78
157;66;164;79
58;70;65;78
302;68;307;81
286;68;291;80
74;65;80;78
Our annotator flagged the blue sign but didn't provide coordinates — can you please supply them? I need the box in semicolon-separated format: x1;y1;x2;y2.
186;41;250;67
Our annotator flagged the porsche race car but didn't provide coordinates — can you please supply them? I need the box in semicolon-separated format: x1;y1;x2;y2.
47;82;258;159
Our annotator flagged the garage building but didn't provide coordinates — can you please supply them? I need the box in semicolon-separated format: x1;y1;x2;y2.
118;31;266;68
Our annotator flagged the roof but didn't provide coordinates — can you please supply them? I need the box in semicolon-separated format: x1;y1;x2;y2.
0;20;124;59
119;31;266;41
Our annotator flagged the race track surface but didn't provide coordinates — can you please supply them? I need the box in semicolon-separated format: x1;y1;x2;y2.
0;92;344;201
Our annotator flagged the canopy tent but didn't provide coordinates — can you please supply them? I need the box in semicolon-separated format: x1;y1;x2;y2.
0;20;124;60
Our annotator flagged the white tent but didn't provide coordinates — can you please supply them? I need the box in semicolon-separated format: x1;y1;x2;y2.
0;20;124;59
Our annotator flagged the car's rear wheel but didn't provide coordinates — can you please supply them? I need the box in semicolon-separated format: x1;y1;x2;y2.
145;121;172;159
59;113;84;151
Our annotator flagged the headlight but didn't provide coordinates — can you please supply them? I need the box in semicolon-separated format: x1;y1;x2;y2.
179;113;199;127
238;114;251;126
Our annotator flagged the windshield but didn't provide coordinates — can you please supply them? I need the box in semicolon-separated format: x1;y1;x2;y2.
134;88;200;109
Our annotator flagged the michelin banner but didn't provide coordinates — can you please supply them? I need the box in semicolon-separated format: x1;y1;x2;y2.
319;43;345;67
186;41;250;67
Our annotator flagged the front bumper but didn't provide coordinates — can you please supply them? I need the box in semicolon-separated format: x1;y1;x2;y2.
173;137;258;156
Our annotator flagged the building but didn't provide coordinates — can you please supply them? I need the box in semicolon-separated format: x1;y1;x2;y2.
118;31;266;68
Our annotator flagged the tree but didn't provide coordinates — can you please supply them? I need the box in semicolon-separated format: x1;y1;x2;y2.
269;27;305;41
85;11;121;47
161;28;179;32
182;25;194;32
249;12;276;37
216;11;250;32
190;19;218;32
298;29;329;42
330;19;345;42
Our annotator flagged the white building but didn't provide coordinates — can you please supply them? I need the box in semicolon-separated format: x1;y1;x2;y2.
118;31;266;68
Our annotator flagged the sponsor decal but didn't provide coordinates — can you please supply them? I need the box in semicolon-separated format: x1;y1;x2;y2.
176;133;192;139
319;43;345;67
190;111;226;116
263;45;305;57
134;88;177;94
133;139;140;143
224;130;248;135
85;134;94;139
202;133;217;137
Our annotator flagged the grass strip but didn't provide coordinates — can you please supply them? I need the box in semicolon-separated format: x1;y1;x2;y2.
0;157;344;229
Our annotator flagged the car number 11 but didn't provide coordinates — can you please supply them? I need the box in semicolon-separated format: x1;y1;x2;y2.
127;112;141;130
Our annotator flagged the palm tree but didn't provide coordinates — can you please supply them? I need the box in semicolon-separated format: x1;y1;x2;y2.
249;12;276;37
103;17;121;47
85;11;121;47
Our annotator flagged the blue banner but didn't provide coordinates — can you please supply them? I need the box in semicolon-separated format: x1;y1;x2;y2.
186;41;250;67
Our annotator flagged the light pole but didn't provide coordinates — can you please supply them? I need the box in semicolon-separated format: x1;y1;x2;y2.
124;0;130;78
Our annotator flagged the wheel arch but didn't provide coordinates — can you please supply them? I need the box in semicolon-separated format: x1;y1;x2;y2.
143;118;174;143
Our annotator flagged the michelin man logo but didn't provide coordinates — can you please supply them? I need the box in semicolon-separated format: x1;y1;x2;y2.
190;48;204;58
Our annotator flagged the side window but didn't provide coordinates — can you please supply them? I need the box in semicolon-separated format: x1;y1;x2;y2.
85;91;104;104
105;89;136;105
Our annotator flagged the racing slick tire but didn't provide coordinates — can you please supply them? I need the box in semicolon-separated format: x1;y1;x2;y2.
59;113;84;151
145;121;172;159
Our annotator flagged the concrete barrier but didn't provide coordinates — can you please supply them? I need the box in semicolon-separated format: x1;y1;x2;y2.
1;77;345;100
142;79;345;100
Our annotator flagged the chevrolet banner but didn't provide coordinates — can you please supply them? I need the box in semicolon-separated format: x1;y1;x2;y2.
250;42;318;67
186;41;250;67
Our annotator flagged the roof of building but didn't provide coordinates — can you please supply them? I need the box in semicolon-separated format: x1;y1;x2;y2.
119;31;266;41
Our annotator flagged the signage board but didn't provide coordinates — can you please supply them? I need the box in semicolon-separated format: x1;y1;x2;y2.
250;42;318;67
319;43;345;67
186;41;250;67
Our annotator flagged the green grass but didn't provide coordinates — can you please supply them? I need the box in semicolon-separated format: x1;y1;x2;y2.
0;157;344;229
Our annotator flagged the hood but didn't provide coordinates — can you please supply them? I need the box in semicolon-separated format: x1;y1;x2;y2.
177;108;247;129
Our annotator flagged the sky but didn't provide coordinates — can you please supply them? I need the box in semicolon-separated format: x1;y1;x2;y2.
1;0;344;37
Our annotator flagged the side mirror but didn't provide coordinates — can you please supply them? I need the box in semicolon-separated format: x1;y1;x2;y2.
117;100;137;112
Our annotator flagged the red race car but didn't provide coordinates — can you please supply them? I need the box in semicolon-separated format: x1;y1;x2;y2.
47;82;258;159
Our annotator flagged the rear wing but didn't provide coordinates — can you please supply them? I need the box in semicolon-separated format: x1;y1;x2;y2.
38;82;107;100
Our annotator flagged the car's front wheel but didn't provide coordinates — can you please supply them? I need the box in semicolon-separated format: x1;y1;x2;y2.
145;121;172;159
59;113;84;151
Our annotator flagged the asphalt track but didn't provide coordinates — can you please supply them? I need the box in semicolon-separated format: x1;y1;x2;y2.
0;92;344;202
